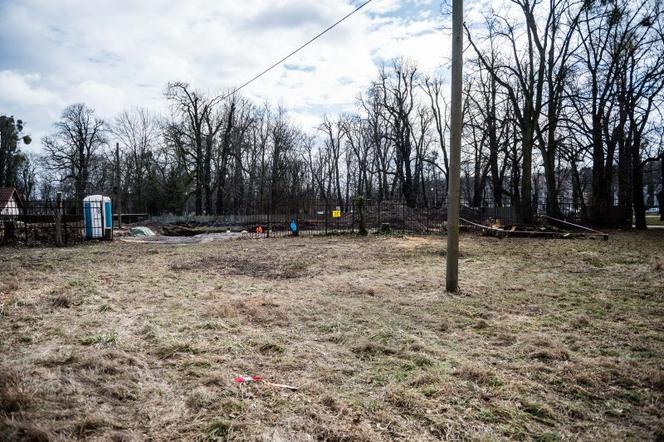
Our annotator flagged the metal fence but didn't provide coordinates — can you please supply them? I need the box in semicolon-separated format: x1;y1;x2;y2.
0;199;104;246
273;200;596;236
159;200;453;238
458;200;589;227
0;196;605;246
149;198;603;240
189;199;603;238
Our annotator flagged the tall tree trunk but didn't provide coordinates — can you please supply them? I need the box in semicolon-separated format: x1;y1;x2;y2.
488;112;502;206
570;159;587;219
543;149;559;216
632;136;646;230
618;133;632;228
520;125;534;224
472;153;483;207
216;153;229;215
195;145;203;216
204;135;212;214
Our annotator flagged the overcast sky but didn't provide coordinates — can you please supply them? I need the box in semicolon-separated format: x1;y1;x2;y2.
0;0;455;152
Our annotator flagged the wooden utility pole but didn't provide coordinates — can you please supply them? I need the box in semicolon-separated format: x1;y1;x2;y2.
115;142;122;229
446;0;463;292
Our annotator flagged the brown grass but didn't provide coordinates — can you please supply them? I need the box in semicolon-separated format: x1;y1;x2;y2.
455;363;497;385
524;335;571;361
50;294;71;308
0;369;32;414
171;254;309;279
0;231;663;440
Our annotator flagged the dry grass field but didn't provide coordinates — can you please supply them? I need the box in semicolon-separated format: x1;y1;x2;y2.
1;231;663;441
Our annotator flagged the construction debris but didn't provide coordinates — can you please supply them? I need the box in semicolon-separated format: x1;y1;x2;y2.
232;375;299;390
129;226;156;237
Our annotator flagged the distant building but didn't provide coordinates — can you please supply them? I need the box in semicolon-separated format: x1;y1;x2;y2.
0;187;23;216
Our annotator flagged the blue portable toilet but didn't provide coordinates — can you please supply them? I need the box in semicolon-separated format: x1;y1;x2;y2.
83;195;113;240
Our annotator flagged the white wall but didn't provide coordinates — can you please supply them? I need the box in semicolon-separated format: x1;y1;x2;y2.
0;195;21;216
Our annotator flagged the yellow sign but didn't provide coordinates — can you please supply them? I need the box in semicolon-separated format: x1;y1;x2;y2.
332;210;341;218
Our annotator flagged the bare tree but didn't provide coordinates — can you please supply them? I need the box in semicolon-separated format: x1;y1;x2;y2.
376;60;420;207
570;0;663;226
113;108;161;212
319;115;346;208
165;82;221;215
423;76;450;193
466;0;583;222
43;103;106;202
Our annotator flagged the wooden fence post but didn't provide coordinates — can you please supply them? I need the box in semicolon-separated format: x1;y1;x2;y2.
267;200;271;239
55;192;63;247
324;200;329;235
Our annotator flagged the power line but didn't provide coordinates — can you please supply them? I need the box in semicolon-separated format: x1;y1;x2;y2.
222;0;373;100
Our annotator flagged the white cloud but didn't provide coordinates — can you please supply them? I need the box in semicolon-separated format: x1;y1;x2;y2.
0;71;59;107
0;70;63;150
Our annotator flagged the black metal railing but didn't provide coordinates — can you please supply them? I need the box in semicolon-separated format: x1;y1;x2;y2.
155;199;452;239
0;199;106;246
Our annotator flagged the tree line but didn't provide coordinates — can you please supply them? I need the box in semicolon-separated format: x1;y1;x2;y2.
463;0;663;227
1;0;662;227
9;62;456;217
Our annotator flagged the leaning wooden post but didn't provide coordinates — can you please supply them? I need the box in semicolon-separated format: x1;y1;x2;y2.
55;192;63;247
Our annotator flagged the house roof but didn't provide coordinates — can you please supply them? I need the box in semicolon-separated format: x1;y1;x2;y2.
0;187;23;208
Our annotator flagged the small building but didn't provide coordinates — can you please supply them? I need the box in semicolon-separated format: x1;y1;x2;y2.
0;187;23;216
